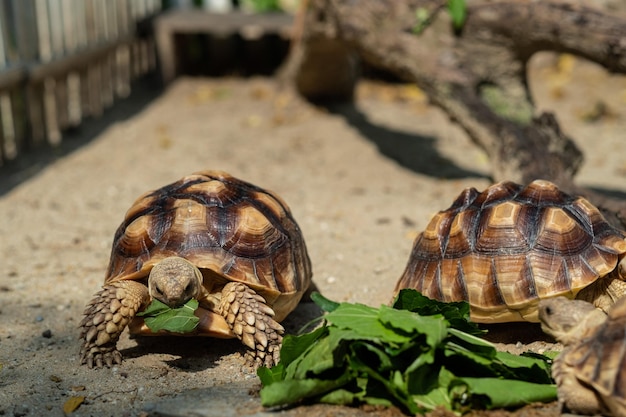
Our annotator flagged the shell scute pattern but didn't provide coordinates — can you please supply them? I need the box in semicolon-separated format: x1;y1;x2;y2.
395;179;626;322
105;171;309;299
80;170;312;369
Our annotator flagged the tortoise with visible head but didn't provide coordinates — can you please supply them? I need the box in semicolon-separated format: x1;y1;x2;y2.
394;179;626;323
539;296;626;416
80;170;312;368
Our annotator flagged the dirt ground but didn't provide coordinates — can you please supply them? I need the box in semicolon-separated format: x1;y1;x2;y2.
1;53;626;417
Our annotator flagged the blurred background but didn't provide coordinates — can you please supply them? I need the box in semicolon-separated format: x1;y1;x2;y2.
0;0;303;171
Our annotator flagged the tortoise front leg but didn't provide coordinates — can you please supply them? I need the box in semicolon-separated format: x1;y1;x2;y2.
218;282;284;368
79;280;150;368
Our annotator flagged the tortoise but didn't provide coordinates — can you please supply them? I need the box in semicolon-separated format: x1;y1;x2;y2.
80;170;312;368
393;179;626;323
539;296;626;416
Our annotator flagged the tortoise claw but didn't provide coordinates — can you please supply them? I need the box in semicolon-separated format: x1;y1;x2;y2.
80;344;123;369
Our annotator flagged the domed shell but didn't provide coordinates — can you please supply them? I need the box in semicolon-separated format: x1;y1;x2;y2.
105;170;312;322
394;180;626;323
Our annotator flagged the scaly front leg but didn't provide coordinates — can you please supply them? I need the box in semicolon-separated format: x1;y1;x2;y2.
218;282;284;368
79;280;150;368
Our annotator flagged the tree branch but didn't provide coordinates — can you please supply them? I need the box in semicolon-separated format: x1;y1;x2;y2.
284;0;626;226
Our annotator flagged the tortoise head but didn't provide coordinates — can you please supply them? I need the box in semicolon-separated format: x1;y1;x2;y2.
148;256;203;308
538;296;606;345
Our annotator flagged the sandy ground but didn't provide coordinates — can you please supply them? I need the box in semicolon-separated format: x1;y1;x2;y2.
1;54;626;417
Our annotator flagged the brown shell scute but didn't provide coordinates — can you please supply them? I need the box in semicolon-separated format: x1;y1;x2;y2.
395;179;626;322
106;171;311;300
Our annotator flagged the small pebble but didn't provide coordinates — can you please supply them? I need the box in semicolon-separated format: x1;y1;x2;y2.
35;316;44;322
42;329;52;338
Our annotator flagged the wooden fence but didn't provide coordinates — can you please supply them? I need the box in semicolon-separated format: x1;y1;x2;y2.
0;0;161;165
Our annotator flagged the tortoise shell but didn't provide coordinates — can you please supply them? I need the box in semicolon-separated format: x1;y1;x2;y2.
394;180;626;323
106;170;312;328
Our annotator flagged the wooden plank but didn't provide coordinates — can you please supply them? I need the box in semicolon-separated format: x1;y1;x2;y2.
14;1;40;62
55;75;70;131
100;55;114;108
74;0;88;49
26;83;45;146
61;0;76;51
9;89;27;160
0;67;27;95
154;10;294;84
0;0;162;159
48;0;65;57
27;36;134;82
67;72;82;126
114;44;131;98
43;78;61;145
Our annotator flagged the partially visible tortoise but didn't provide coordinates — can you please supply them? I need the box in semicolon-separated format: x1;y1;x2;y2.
539;296;626;416
394;179;626;323
80;170;312;368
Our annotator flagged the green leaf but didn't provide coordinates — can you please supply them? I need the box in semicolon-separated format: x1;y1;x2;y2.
392;289;483;335
350;341;394;372
378;305;447;349
136;299;199;333
284;327;360;380
280;325;328;367
258;291;556;414
446;327;497;363
257;363;285;386
324;303;409;344
260;375;350;407
447;0;467;30
410;367;455;413
137;298;171;316
493;351;553;384
241;0;281;12
412;7;431;35
318;388;358;405
452;378;557;409
311;291;340;312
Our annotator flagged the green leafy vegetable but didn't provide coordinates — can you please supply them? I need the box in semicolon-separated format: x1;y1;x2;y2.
137;299;199;333
412;0;467;35
447;0;467;30
258;290;556;414
393;289;483;335
310;292;340;312
412;7;431;35
241;0;282;12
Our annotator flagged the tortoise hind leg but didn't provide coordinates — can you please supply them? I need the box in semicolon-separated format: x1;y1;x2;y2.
80;280;150;368
218;282;284;368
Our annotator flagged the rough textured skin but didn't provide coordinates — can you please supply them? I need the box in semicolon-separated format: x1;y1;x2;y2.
218;282;284;368
80;170;312;368
395;180;626;323
80;280;150;368
147;257;204;308
538;296;626;416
